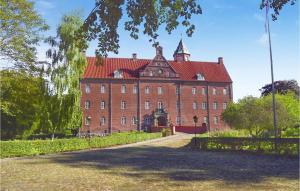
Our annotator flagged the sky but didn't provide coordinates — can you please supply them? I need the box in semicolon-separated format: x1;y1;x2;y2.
32;0;299;101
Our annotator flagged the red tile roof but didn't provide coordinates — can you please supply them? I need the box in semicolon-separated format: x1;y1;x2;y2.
83;57;232;83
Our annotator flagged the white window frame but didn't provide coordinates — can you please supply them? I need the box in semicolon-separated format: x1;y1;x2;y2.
197;73;205;81
121;101;126;109
192;102;197;110
204;116;208;124
121;85;126;94
133;85;138;94
176;116;180;125
158;101;163;109
202;87;206;95
145;101;150;110
223;102;227;110
121;116;126;125
223;88;227;95
145;86;150;94
100;85;105;93
202;102;207;110
132;117;137;125
214;116;219;124
192;87;196;95
85;116;91;126
85;84;91;94
85;100;90;109
100;101;105;110
213;88;217;95
213;102;218;110
158;86;163;95
100;117;105;125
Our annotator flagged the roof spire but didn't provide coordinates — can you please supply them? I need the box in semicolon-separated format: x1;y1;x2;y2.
173;38;190;62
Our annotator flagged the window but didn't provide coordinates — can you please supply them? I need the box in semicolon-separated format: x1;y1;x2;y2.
158;69;163;74
176;101;180;110
158;86;163;95
192;102;197;110
145;86;150;94
100;117;105;125
100;85;105;93
213;102;218;110
192;87;196;95
145;101;150;110
145;117;151;125
85;84;91;93
133;85;138;94
223;102;227;109
121;101;126;109
121;85;126;93
202;87;206;95
202;102;207;110
213;116;219;124
100;101;105;109
196;73;205;81
213;88;217;95
121;116;126;125
158;101;163;109
132;117;137;125
204;116;208;124
114;70;123;78
176;116;180;125
223;88;227;95
176;86;180;95
85;100;91;109
149;71;153;76
85;116;91;125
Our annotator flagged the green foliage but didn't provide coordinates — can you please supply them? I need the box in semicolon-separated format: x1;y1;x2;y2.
79;0;202;57
0;70;48;139
260;80;299;97
222;93;300;138
195;137;299;156
0;132;162;158
260;0;297;21
0;0;48;69
161;128;172;137
45;12;88;135
210;129;250;138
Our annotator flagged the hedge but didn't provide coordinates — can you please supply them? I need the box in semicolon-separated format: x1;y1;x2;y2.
0;132;162;158
193;137;299;156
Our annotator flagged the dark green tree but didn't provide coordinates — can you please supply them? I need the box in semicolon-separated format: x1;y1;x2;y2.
260;80;300;97
260;0;297;21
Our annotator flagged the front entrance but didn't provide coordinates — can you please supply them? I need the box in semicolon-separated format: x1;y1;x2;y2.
157;116;167;126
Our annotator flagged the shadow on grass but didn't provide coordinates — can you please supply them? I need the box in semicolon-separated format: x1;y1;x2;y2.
40;141;300;185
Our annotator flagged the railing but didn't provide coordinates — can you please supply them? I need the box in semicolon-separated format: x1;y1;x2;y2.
193;137;299;156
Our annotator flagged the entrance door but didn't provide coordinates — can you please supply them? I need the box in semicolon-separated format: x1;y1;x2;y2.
157;116;167;126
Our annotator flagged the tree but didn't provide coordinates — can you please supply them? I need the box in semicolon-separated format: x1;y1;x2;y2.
0;70;48;139
260;0;297;21
78;0;202;57
260;80;300;97
0;0;48;70
45;12;88;138
222;94;299;137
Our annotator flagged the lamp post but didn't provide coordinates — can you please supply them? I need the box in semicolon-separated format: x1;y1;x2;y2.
193;115;198;147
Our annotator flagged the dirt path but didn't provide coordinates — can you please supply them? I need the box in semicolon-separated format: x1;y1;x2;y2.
1;133;299;191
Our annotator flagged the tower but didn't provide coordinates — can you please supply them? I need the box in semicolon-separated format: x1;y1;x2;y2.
173;39;190;62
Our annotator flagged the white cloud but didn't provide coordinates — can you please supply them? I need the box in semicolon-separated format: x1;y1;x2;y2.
253;13;265;22
257;33;277;46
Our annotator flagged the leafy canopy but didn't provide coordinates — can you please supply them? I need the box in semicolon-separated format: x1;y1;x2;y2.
260;80;300;97
0;0;48;69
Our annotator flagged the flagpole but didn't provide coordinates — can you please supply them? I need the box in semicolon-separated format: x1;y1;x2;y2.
266;5;278;150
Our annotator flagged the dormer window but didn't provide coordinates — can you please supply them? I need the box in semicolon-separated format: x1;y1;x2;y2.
158;69;163;74
114;70;123;78
196;73;205;81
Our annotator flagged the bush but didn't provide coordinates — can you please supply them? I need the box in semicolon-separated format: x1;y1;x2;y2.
0;132;162;158
194;137;299;156
161;128;172;137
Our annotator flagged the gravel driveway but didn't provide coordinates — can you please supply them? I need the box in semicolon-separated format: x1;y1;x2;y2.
1;133;299;191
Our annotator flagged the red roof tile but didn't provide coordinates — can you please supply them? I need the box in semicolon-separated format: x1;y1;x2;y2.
83;57;232;83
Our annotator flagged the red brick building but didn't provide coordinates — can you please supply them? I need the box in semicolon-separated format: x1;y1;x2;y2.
80;40;232;134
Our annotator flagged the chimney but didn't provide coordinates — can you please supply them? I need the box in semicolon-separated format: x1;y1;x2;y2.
156;46;163;56
218;57;223;64
132;53;137;60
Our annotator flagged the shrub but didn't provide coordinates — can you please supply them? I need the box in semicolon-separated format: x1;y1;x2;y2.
161;128;172;137
0;132;162;158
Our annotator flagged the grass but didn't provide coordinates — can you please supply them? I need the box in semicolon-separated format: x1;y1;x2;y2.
1;133;298;191
0;132;162;158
